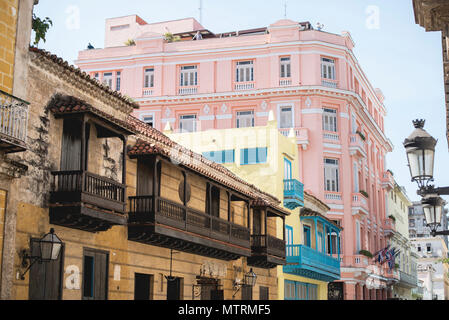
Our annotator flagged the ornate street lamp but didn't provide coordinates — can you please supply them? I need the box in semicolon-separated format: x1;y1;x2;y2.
422;196;446;237
404;119;449;237
243;268;257;287
20;228;62;280
232;268;257;298
403;119;437;190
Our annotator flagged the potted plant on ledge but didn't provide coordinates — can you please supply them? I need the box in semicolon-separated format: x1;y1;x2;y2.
359;249;373;258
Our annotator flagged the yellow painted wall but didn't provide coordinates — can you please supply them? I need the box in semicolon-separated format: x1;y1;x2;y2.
0;0;18;94
0;189;6;279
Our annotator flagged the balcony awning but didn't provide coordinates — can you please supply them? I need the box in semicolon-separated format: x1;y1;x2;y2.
47;94;137;136
300;208;342;231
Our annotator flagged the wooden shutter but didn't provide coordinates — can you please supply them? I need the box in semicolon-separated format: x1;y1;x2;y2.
83;249;109;300
60;119;82;171
137;158;154;196
259;286;269;300
134;273;153;300
242;285;253;300
167;277;182;300
28;238;64;300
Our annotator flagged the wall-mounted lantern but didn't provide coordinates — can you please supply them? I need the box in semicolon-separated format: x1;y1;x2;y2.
20;228;62;280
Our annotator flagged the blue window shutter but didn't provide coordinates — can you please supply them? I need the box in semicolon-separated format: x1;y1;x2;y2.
257;147;267;163
248;148;256;164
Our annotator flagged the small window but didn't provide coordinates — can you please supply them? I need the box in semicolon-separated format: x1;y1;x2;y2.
236;110;254;128
179;114;197;133
322;108;338;132
142;115;154;127
103;72;113;88
202;150;235;164
236;60;254;82
280;57;291;78
144;68;154;88
240;147;268;165
180;65;198;86
324;158;339;192
279;106;293;129
321;57;336;80
116;71;121;91
259;286;269;300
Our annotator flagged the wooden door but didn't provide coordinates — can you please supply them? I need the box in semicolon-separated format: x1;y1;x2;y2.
60;119;82;171
82;249;109;300
28;238;64;300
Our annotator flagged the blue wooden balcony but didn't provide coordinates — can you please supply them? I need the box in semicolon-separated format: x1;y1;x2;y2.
283;244;341;282
283;179;304;210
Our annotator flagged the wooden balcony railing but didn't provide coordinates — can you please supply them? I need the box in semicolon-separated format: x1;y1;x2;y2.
251;234;286;259
51;170;126;209
128;195;250;247
0;89;28;152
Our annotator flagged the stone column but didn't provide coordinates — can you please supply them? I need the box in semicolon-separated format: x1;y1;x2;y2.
344;282;356;300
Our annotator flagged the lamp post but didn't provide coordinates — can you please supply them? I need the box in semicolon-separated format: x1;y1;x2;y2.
403;119;449;236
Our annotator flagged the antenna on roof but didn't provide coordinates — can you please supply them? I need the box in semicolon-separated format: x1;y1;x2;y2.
199;0;203;25
284;1;287;19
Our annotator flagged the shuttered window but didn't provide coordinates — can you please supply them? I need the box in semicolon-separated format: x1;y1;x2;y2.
144;68;154;88
236;110;254;128
103;72;113;88
321;57;336;80
180;65;198;86
236;61;254;82
179;114;197;133
202;150;235;164
240;147;268;165
322;108;338;132
280;57;291;78
280;106;293;128
285;280;318;300
324;158;340;192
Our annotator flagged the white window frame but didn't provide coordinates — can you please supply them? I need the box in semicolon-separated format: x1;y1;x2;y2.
235;60;254;83
140;112;155;128
103;72;113;88
353;162;359;193
278;104;294;129
116;71;121;91
324;158;340;192
180;65;198;87
280;56;291;78
322;108;338;132
356;221;361;253
144;68;154;88
321;57;336;80
179;114;197;133
236;110;254;128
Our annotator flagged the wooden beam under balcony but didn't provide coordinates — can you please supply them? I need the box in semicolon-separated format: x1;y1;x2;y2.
128;195;252;260
49;170;127;232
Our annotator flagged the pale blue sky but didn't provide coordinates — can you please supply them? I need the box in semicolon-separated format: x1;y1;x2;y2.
33;0;448;203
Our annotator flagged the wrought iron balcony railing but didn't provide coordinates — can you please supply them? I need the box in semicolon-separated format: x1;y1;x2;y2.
0;89;29;153
283;179;304;209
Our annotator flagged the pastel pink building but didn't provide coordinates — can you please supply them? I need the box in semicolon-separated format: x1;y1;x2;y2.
76;15;395;300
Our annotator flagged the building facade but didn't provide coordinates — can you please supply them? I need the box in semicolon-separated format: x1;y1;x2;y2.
76;15;394;300
0;28;300;298
412;237;449;300
0;0;35;299
413;0;449;148
167;113;342;300
385;180;418;299
409;201;448;247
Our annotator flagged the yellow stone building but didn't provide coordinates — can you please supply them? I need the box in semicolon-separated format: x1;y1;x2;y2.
168;114;342;300
385;175;418;299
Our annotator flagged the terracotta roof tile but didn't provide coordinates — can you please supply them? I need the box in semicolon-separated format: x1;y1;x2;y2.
29;47;140;110
127;116;290;216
